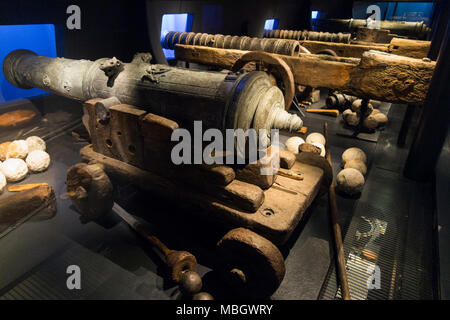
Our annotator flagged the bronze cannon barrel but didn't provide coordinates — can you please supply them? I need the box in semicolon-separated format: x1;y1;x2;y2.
3;49;302;144
264;29;352;44
163;31;302;57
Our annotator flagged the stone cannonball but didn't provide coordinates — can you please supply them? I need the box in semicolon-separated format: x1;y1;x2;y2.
26;136;46;152
0;158;28;182
363;114;378;130
343;110;360;126
305;132;326;146
179;271;202;295
0;171;6;194
373;112;388;126
285;136;305;154
344;159;367;176
6;140;29;159
193;292;214;300
26;150;51;172
336;168;365;195
351;99;373;116
0;142;11;161
342;147;367;165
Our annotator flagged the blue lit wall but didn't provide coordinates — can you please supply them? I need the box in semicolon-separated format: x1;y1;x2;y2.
264;19;279;30
389;2;434;23
311;11;320;20
0;24;57;103
160;13;193;60
353;2;435;25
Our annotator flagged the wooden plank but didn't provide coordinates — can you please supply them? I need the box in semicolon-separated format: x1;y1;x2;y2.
174;45;435;103
139;112;235;186
109;104;147;168
140;112;178;173
84;98;115;158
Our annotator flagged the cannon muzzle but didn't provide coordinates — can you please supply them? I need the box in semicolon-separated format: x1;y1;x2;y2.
3;49;302;146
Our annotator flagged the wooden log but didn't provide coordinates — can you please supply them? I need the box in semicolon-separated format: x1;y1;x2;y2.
67;163;114;222
0;109;38;129
347;50;435;103
0;185;56;224
174;45;435;104
388;38;431;60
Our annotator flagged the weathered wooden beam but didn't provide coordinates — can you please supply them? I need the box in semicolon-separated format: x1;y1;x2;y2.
299;40;389;58
174;45;435;104
347;50;435;103
299;37;430;59
388;38;431;60
0;185;56;223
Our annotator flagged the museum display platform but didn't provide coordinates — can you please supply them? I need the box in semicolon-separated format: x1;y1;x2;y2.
0;92;438;300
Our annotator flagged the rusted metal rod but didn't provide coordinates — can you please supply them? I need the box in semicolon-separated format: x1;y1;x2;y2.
163;31;303;56
264;29;352;44
324;122;351;300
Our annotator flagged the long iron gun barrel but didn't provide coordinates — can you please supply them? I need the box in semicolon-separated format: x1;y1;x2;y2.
3;49;302;145
316;19;431;40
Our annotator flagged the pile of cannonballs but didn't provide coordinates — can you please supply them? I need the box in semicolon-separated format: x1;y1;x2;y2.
342;99;388;130
284;132;326;157
0;136;50;194
336;147;367;196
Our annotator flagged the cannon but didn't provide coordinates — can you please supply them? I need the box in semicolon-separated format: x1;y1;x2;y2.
263;29;352;44
3;49;329;299
163;31;305;56
315;18;431;40
3;49;302;145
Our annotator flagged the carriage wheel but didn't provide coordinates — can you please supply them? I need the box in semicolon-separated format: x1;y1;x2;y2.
216;227;286;299
66;162;113;223
231;51;295;110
